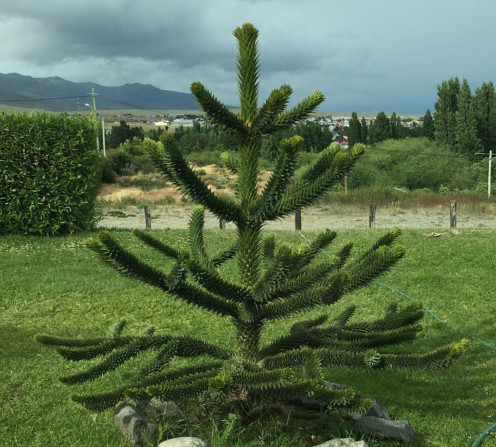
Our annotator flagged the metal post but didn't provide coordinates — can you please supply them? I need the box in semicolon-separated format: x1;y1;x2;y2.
488;149;492;198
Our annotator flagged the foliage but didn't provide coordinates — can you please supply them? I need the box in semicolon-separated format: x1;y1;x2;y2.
360;116;368;143
106;137;159;177
422;109;434;139
172;123;238;155
347;112;362;149
367;112;390;144
0;112;101;235
108;121;145;148
348;137;472;191
261;122;333;160
455;79;483;155
434;77;496;156
434;77;460;148
38;23;466;421
99;155;117;183
472;81;496;154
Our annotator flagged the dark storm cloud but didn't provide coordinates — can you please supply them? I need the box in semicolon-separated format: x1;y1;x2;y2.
0;1;231;68
1;0;496;113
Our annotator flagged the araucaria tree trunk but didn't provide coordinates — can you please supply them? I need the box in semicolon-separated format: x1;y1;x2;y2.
37;23;467;414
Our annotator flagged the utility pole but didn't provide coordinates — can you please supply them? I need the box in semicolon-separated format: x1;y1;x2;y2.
88;88;100;152
102;118;106;157
91;88;97;113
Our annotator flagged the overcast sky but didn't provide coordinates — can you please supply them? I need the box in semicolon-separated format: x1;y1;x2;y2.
1;0;495;114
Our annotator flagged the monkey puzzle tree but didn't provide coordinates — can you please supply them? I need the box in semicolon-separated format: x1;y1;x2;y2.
37;23;466;415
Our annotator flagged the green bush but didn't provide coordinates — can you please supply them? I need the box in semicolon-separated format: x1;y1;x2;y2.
128;175;168;190
107;138;159;176
0;113;100;235
99;156;117;183
348;138;472;191
185;149;222;166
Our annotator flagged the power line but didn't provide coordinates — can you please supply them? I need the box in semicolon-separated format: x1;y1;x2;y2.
0;94;91;103
97;95;148;110
369;147;469;159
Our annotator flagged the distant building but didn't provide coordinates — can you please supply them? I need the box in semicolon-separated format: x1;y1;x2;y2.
172;118;195;127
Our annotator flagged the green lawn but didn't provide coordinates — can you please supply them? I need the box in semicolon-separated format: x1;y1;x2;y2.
1;228;495;446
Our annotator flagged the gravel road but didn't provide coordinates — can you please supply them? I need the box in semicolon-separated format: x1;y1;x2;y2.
97;206;496;231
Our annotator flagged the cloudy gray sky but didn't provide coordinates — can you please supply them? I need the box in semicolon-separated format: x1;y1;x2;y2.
1;0;495;113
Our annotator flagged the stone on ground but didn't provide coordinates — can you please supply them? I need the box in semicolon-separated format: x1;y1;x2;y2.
314;438;368;446
354;416;415;444
158;437;209;447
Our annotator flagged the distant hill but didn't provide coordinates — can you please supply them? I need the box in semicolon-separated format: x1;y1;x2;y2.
0;73;204;112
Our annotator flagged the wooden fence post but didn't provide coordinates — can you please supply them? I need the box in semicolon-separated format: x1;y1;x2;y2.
295;207;302;231
369;203;376;229
144;205;152;230
219;218;225;230
450;200;457;228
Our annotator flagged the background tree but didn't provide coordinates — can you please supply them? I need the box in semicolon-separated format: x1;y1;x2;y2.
348;137;470;191
347;112;362;148
422;109;435;139
455;79;483;156
38;24;466;419
108;121;145;148
472;81;496;154
368;111;390;144
389;112;402;139
434;77;460;148
360;116;368;143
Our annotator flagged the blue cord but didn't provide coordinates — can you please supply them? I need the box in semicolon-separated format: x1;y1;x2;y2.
299;232;496;445
374;281;496;446
470;422;496;447
375;282;496;352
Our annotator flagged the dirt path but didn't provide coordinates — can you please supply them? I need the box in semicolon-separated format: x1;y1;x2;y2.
97;205;496;231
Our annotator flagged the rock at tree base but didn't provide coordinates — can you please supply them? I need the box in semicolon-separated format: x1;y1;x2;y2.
343;394;391;421
314;439;368;446
158;437;209;447
354;416;415;444
114;402;157;447
144;399;185;422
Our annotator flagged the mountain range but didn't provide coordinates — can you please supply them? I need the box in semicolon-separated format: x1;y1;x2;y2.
0;73;204;112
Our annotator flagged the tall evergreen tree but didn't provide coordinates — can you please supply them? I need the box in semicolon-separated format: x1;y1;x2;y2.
368;111;390;144
37;24;466;417
422;109;435;139
389;112;402;139
455;79;483;156
347;112;362;148
434;77;460;148
360;116;368;143
473;81;496;154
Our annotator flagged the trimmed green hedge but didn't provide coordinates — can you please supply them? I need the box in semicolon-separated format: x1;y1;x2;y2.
0;113;101;235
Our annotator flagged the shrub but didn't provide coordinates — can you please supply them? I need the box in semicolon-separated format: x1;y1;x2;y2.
0;113;100;235
107;138;160;176
99;156;117;183
185;150;222;166
348;138;472;191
